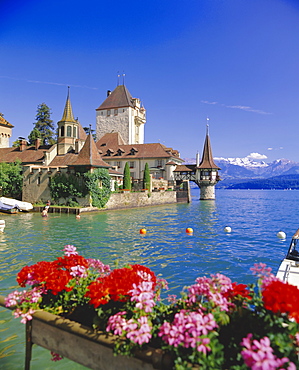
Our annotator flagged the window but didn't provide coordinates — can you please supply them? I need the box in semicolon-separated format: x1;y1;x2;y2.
73;127;77;138
129;161;135;168
115;161;121;168
67;126;72;137
61;126;65;136
156;159;163;168
37;177;41;185
107;110;111;116
114;109;118;116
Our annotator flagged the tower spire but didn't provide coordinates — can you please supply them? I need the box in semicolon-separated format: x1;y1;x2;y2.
61;87;76;123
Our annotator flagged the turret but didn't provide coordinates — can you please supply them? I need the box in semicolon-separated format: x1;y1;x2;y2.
195;123;220;200
57;88;86;155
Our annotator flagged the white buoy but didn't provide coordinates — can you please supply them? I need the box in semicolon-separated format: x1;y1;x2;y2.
277;231;286;239
224;226;232;233
0;220;5;233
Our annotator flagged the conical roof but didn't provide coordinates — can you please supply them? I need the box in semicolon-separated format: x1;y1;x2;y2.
96;85;134;110
60;87;76;123
197;132;220;170
72;133;110;168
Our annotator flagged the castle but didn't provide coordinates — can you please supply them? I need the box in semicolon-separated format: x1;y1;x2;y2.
0;84;187;204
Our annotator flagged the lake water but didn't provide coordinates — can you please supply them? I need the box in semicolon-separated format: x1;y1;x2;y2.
1;188;299;369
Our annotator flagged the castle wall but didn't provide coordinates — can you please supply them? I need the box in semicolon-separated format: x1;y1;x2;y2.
199;184;216;200
96;109;130;143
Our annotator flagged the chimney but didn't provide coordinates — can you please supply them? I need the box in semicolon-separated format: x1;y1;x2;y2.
35;138;40;150
107;90;111;97
19;139;27;152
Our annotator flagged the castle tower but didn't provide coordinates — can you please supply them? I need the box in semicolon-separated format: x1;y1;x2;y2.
0;113;13;148
57;88;86;155
96;84;146;145
195;124;221;200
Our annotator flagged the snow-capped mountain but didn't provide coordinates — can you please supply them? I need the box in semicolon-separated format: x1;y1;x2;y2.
183;157;299;179
214;157;268;169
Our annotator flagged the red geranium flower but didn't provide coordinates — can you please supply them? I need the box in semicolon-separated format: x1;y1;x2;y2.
262;280;299;322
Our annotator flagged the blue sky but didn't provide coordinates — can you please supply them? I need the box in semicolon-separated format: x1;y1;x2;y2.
1;0;299;163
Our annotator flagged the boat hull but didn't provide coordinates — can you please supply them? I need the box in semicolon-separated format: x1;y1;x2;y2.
276;258;299;288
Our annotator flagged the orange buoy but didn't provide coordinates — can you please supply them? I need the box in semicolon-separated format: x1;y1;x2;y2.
140;228;147;235
186;227;193;234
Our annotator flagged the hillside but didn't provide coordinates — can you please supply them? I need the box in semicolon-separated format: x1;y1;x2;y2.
225;174;299;190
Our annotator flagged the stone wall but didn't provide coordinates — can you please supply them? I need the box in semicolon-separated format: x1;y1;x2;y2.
104;190;177;210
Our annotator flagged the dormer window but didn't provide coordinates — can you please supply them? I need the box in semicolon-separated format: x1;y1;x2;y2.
130;147;138;155
117;148;125;156
106;149;114;156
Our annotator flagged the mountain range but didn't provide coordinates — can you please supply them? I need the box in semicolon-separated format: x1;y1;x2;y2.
183;157;299;189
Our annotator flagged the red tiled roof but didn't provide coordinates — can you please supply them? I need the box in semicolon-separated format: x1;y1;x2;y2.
96;85;135;110
97;132;125;147
72;134;111;168
96;133;182;160
197;134;220;170
78;122;87;141
0;145;51;164
173;164;196;172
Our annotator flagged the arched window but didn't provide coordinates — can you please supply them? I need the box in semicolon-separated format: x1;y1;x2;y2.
67;126;72;137
61;126;65;137
73;127;77;138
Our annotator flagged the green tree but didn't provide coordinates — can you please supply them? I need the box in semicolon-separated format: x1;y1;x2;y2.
49;173;88;204
29;103;56;145
84;168;111;208
143;162;151;190
83;126;97;141
28;128;42;145
123;162;131;190
0;161;23;199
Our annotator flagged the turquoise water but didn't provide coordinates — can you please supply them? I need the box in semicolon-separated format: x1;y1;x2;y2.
1;188;299;369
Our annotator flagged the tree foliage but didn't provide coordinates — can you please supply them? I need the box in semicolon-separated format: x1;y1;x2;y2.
83;126;97;141
123;162;131;190
84;168;111;208
28;128;42;146
0;161;23;199
143;162;151;190
49;173;88;204
29;103;56;145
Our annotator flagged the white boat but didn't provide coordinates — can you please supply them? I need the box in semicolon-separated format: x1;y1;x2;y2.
276;229;299;288
0;197;33;212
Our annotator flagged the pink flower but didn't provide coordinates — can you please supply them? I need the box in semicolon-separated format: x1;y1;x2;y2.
14;308;35;324
86;258;111;275
240;334;296;370
187;274;233;311
130;281;156;313
63;245;78;257
5;290;23;307
70;265;87;278
158;309;217;352
51;351;63;361
125;316;152;345
106;311;127;335
250;263;273;279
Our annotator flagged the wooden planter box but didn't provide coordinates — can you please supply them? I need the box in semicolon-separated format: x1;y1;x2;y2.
0;296;172;370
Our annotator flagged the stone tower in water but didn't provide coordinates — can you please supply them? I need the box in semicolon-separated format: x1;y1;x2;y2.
195;124;221;200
